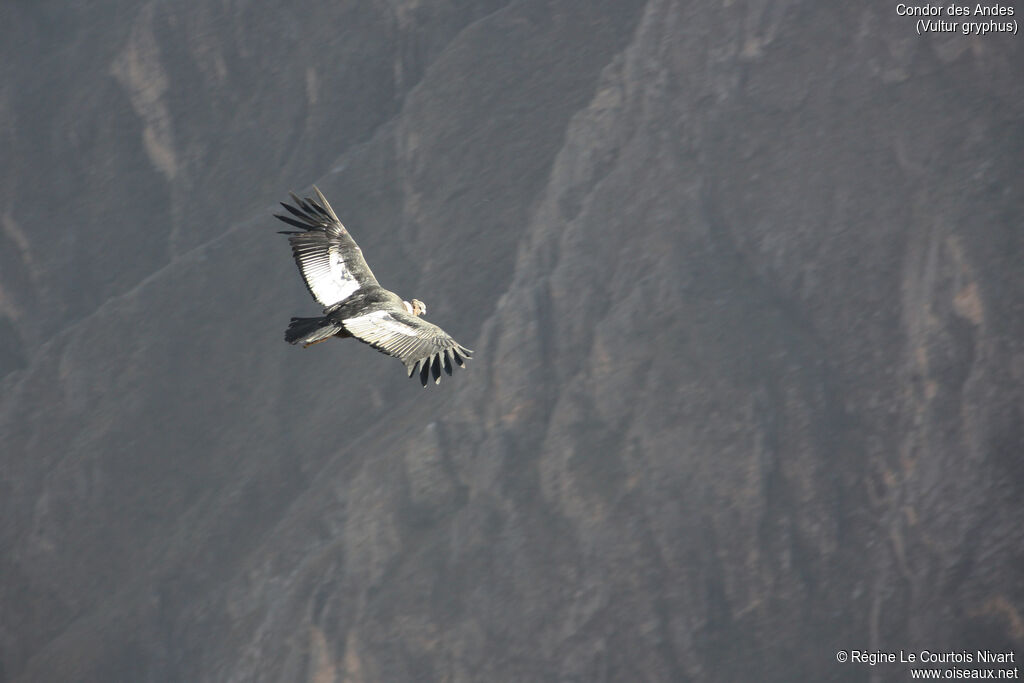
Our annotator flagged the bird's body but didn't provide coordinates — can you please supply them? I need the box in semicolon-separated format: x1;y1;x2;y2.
276;187;472;385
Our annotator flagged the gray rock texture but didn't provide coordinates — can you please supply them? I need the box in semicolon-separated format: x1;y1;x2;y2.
1;1;1021;681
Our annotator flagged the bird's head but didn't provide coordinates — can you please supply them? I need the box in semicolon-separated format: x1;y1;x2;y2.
404;298;427;316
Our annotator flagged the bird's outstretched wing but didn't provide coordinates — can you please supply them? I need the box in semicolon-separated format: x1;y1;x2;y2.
341;309;473;386
275;187;379;309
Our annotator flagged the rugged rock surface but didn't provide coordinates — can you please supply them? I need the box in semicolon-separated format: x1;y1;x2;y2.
1;1;1021;682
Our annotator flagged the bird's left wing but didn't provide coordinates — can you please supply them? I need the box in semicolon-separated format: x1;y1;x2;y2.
342;309;473;386
275;187;379;309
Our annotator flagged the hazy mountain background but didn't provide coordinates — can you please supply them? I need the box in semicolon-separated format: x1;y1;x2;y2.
1;2;1021;681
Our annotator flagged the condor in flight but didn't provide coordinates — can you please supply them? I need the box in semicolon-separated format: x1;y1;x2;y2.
276;187;472;386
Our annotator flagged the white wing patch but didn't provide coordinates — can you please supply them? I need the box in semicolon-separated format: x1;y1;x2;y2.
292;238;361;307
343;310;422;345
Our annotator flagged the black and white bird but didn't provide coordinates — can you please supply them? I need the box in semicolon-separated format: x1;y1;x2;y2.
276;187;472;386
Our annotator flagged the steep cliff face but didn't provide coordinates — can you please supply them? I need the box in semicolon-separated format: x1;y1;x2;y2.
2;1;1021;682
0;0;509;377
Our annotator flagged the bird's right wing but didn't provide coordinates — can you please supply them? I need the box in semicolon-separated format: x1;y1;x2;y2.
275;187;379;309
341;309;473;386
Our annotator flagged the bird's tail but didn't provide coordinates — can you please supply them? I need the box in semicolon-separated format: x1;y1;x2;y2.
285;316;343;346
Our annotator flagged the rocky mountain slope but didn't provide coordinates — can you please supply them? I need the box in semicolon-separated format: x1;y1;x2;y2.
1;1;1021;681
